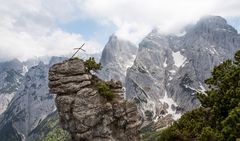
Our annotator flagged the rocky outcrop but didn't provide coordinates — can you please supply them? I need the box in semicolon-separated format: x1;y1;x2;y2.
49;58;142;141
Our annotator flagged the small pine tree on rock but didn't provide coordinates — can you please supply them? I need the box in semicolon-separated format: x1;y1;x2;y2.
84;57;102;72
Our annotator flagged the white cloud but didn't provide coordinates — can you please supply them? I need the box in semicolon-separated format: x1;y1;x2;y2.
0;28;101;61
1;0;240;61
76;0;240;42
0;0;101;61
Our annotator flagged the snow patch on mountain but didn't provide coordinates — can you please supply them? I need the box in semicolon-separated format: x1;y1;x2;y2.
169;69;176;74
160;91;181;120
176;31;187;37
0;93;15;115
172;51;186;67
163;58;167;67
124;55;136;70
199;83;206;92
22;65;28;75
207;45;219;55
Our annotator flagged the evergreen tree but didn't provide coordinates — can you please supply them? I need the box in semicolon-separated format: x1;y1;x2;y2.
84;57;102;72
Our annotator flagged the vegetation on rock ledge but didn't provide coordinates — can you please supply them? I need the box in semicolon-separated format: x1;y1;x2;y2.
40;127;70;141
97;82;115;101
84;57;101;72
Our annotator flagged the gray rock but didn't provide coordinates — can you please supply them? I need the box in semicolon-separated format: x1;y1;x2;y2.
0;61;56;141
49;58;142;141
125;16;240;126
0;56;67;140
50;59;86;75
0;59;25;115
98;35;137;84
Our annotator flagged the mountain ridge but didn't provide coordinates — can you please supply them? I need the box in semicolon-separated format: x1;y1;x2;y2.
125;16;240;128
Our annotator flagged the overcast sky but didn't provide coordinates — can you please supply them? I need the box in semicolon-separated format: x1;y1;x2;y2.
1;0;240;61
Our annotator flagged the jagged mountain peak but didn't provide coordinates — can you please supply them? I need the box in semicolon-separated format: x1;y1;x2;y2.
125;16;240;129
103;34;137;52
198;16;227;25
182;15;240;54
37;61;45;67
98;35;137;84
0;58;23;72
1;58;21;64
108;34;118;41
146;28;172;39
189;15;238;35
108;34;136;44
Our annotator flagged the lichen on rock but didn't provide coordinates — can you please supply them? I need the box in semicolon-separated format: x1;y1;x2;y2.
48;58;142;141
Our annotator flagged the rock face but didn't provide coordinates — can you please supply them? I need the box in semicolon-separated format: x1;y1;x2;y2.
0;59;25;115
49;58;142;141
0;57;66;141
0;62;56;141
98;35;137;84
125;16;240;124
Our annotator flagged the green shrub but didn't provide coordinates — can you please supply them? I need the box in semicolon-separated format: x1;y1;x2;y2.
41;127;70;141
197;127;224;141
142;131;162;141
97;82;115;101
84;57;101;72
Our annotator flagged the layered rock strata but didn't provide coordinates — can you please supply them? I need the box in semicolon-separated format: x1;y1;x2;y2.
49;58;142;141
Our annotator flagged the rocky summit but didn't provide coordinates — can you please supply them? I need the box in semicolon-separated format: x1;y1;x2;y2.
98;35;137;84
48;58;142;141
125;16;240;127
